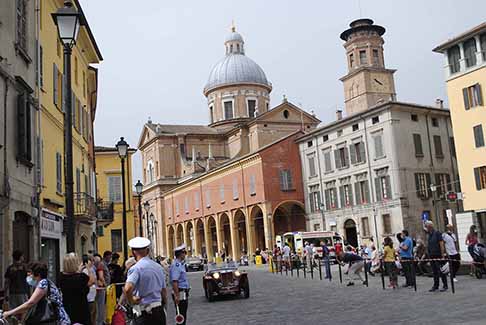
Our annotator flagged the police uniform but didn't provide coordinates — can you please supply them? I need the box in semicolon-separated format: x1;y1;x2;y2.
126;237;167;325
170;244;190;325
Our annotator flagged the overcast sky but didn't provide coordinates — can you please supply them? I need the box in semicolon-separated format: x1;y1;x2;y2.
81;0;486;186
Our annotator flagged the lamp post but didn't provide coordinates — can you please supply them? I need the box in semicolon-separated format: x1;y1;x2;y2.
430;183;440;230
135;180;144;236
154;219;158;254
116;137;129;261
143;201;150;238
319;203;326;231
52;1;84;253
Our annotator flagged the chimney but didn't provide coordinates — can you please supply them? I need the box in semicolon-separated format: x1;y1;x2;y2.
435;98;444;109
336;110;343;121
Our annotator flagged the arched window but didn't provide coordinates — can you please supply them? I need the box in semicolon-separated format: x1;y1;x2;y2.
209;105;214;124
464;38;477;68
147;160;154;183
237;44;240;53
448;45;461;74
230;44;233;53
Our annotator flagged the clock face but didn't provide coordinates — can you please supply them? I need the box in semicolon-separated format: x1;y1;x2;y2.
371;74;389;92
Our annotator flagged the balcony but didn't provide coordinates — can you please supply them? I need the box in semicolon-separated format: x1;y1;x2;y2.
74;192;97;223
96;200;114;226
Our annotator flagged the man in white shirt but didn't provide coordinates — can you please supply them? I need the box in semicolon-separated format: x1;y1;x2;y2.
282;243;291;269
442;224;460;282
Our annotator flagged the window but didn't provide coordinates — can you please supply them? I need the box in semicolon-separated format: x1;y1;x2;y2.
337;130;343;137
413;134;424;157
323;134;329;142
175;200;180;216
339;184;353;207
349;53;354;68
76;168;81;193
359;50;367;65
247;99;256;117
249;175;256;195
307;141;313;148
473;125;485;148
481;34;486;61
350;142;366;164
474;166;486;190
108;176;122;202
463;84;483;110
56;152;62;193
283;110;289;119
205;190;211;208
448;45;461;74
411;114;418;122
279;170;293;191
111;230;122;253
352;124;359;131
334;147;349;169
375;175;392;201
220;184;225;202
16;90;32;163
431;118;439;127
433;135;444;158
194;192;200;210
361;217;370;237
323;150;333;172
435;174;452;197
324;187;338;210
354;180;370;204
464;38;477;68
372;116;380;124
16;0;27;52
223;101;233;119
382;214;392;234
313;224;321;231
309;185;321;213
415;173;431;199
232;179;239;199
147;161;154;183
209;105;214;124
308;154;317;177
184;197;189;213
372;49;379;65
373;133;384;159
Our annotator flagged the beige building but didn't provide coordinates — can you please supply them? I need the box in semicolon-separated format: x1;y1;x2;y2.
433;22;486;254
138;26;319;257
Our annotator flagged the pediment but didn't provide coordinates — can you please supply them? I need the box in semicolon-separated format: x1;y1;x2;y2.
250;101;321;126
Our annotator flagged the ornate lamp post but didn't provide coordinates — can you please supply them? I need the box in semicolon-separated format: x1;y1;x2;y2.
430;183;441;230
52;1;84;253
116;137;129;261
143;201;150;238
135;180;144;236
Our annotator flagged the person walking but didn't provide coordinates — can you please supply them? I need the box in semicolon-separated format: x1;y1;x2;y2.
170;244;190;325
83;254;98;325
383;237;398;289
282;243;291;270
337;251;366;286
3;250;29;311
304;242;313;272
399;230;414;288
59;253;96;325
94;252;111;325
425;221;448;292
320;241;332;279
3;262;71;324
108;253;124;298
443;224;460;282
124;237;167;325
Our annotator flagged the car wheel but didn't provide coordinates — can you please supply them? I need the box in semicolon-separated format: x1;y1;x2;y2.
241;281;250;299
206;285;215;302
476;269;483;279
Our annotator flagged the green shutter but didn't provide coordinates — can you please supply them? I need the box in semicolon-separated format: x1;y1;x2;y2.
475;84;483;106
474;168;481;190
385;176;392;199
324;189;331;210
343;148;349;167
425;173;432;198
375;178;382;201
53;64;58;106
463;87;470;110
334;150;341;169
354;182;361;205
348;185;354;206
359;142;366;163
349;145;356;164
364;180;370;203
339;186;345;208
415;173;421;197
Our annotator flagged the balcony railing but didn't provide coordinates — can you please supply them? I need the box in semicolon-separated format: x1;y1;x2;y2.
74;192;97;223
96;200;114;225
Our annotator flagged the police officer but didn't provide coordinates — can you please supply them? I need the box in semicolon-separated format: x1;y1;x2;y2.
170;244;190;325
124;237;167;325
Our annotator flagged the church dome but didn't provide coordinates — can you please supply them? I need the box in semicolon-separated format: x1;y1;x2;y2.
204;27;271;94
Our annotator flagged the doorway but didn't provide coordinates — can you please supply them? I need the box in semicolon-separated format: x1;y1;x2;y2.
344;219;358;248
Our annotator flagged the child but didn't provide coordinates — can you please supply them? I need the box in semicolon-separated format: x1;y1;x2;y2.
383;237;398;289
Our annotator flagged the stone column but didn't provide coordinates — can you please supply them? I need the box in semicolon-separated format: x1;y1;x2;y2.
229;211;239;261
182;222;190;253
193;220;200;256
215;214;223;256
475;35;484;65
245;207;256;256
458;42;466;71
203;218;213;261
262;203;273;250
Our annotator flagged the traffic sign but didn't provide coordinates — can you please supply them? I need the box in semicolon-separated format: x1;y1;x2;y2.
446;192;458;202
421;211;430;221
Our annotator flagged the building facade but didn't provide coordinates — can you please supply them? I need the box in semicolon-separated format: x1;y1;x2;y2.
0;0;39;283
433;22;486;256
298;19;460;248
138;26;319;257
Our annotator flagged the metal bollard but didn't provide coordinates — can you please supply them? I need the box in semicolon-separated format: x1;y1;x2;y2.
296;260;300;278
318;258;322;281
303;259;307;279
310;259;314;279
380;259;385;290
280;261;283;275
338;262;343;284
412;258;417;292
364;260;369;287
449;258;455;294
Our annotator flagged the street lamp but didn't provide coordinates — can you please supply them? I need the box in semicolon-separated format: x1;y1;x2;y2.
143;201;150;238
52;1;84;253
319;203;326;231
116;137;129;261
135;180;144;236
154;219;158;255
430;183;441;230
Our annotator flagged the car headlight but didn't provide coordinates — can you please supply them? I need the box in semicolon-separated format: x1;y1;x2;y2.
234;270;241;277
213;272;220;279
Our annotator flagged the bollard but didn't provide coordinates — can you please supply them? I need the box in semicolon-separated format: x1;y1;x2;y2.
285;262;288;276
296;260;300;278
380;259;385;290
280;261;283;275
310;259;314;279
271;259;275;274
338;262;343;284
303;259;307;279
364;260;369;287
291;261;294;277
412;258;417;292
318;258;322;281
449;259;455;294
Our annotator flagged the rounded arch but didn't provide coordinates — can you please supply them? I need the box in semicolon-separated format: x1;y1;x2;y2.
234;209;247;259
185;221;194;256
175;223;184;247
207;216;218;260
344;219;358;248
250;205;265;252
195;218;205;258
219;213;232;259
167;225;175;256
273;200;306;238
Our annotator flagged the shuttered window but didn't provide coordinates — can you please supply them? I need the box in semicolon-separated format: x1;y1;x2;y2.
194;192;200;210
232;179;239;199
324;188;337;210
309;185;321;213
355;180;370;205
448;45;461;74
108;176;122;202
373;134;384;159
433;135;444;157
413;134;423;157
361;217;370;237
323;150;333;172
53;64;58;106
382;214;392;234
56;152;62;193
339;184;353;207
16;0;27;51
435;173;452;196
463;84;484;110
350;142;366;164
76;168;81;193
464;38;477;67
415;173;431;199
249;175;256;195
375;176;392;201
359;50;367;65
308;155;317;177
334;147;349;169
16;91;32;163
473;125;485;148
279;169;293;191
111;229;122;253
220;184;225;202
474;166;486;191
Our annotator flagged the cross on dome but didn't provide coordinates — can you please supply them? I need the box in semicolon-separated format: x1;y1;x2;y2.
225;22;244;55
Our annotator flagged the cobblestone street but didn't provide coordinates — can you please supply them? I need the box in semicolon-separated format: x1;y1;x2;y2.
166;265;486;324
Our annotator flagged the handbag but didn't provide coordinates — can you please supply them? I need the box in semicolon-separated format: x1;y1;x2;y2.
25;280;59;324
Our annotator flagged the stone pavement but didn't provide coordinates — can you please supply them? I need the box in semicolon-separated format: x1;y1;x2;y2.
165;264;486;324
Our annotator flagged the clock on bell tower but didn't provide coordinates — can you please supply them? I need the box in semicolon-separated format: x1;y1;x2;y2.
339;19;397;116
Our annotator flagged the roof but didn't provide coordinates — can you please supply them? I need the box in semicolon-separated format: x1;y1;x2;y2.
340;18;386;41
433;22;486;53
296;101;450;142
146;123;224;136
73;0;103;60
94;146;137;153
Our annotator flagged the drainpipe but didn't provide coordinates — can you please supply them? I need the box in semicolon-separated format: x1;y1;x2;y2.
314;135;325;230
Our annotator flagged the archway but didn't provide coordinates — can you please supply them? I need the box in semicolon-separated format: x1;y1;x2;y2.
219;213;232;259
273;201;306;237
185;221;194;256
175;224;183;247
250;206;265;252
208;216;217;260
344;219;358;248
13;211;31;261
234;210;247;258
167;226;175;256
196;219;205;258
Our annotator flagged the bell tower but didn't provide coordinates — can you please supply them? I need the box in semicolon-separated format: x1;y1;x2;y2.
339;19;397;116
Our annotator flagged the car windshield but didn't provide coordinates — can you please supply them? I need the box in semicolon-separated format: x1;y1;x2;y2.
208;261;237;271
187;257;201;262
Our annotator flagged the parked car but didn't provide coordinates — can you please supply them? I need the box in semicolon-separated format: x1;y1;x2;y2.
185;256;204;272
203;262;249;302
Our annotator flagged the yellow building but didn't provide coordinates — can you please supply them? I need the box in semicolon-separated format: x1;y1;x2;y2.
38;0;102;278
433;22;486;252
95;147;137;262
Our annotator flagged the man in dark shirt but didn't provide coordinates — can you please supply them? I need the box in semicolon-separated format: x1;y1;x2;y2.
108;253;123;298
425;221;448;292
4;250;29;309
320;241;332;279
337;251;366;286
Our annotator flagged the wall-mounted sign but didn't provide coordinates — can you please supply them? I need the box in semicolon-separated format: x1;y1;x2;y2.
41;210;63;239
